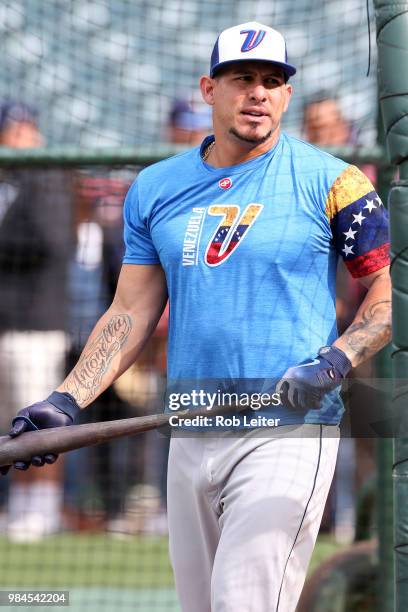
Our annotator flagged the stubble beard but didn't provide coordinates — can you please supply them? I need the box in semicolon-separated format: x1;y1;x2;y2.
229;126;273;145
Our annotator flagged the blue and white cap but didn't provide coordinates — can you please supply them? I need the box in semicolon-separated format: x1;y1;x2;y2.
210;22;296;81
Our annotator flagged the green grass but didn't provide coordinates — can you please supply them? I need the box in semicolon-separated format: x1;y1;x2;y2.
0;532;342;590
0;533;173;589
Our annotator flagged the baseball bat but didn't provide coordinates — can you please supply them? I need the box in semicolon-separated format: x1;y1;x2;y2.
0;404;234;468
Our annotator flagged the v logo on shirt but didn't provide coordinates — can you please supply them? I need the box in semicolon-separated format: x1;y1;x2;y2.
205;204;263;266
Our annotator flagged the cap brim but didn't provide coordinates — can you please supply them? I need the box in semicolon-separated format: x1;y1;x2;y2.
210;59;296;79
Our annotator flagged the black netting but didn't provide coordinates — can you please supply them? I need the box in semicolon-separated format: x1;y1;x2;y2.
0;0;377;147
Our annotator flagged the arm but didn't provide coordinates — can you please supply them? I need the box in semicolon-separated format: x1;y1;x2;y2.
2;263;167;472
276;267;391;410
333;266;391;367
277;164;391;410
58;263;168;407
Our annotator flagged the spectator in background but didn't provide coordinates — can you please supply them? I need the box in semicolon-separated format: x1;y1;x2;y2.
167;95;212;145
303;93;377;185
303;96;352;147
0;102;43;149
64;167;139;527
303;94;375;543
0;101;74;541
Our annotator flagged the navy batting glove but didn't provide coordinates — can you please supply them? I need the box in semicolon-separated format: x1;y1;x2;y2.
2;391;80;474
276;346;352;411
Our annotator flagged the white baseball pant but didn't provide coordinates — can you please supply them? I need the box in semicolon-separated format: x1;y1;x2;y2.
167;424;339;612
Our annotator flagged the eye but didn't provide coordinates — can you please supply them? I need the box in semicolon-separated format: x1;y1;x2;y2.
235;74;252;82
265;77;282;87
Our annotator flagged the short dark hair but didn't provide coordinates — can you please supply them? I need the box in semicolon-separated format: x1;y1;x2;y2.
0;101;39;133
302;91;340;117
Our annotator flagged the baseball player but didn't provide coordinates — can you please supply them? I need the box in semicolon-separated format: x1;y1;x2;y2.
3;22;391;612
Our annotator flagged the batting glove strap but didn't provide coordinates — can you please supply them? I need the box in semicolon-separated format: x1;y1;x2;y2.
11;415;39;431
46;391;81;422
317;346;352;379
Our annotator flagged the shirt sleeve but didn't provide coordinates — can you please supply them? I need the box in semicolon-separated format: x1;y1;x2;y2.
122;179;160;264
325;165;390;278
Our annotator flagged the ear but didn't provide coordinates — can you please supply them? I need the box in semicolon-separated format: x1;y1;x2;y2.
200;75;215;106
283;83;293;113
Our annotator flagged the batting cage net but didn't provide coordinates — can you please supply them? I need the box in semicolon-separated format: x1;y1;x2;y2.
0;0;377;147
0;1;387;611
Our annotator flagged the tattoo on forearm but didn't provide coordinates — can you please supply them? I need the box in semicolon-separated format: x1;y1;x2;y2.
342;300;391;364
63;314;132;405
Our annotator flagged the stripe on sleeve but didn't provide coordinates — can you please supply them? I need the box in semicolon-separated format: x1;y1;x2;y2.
325;165;375;223
330;191;389;259
326;165;390;278
345;243;390;278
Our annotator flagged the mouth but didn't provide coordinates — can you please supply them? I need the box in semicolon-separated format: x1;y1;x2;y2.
240;110;269;122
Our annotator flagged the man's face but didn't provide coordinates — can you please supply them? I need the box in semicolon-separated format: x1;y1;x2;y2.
303;100;350;146
201;61;292;148
0;121;43;148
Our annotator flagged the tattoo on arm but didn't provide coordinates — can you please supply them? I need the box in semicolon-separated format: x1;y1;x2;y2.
63;314;132;405
342;300;391;364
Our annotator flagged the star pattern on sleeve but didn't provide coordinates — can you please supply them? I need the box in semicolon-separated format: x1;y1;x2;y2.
342;244;354;257
364;198;377;213
341;195;379;258
327;165;389;276
343;227;358;242
352;211;366;226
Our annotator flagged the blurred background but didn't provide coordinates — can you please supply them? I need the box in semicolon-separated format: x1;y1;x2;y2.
0;1;390;611
0;0;377;146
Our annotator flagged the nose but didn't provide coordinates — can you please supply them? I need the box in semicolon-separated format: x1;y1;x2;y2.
249;84;267;103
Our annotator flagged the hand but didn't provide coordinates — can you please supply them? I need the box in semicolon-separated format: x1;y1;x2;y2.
276;346;352;411
0;391;80;475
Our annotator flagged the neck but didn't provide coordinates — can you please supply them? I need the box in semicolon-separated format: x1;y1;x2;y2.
206;128;281;168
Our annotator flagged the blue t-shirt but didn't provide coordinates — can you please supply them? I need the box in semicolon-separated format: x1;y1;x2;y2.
123;132;389;426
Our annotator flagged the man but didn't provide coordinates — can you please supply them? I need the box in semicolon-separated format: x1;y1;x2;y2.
167;95;212;145
0;102;43;149
303;95;352;146
2;23;390;611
